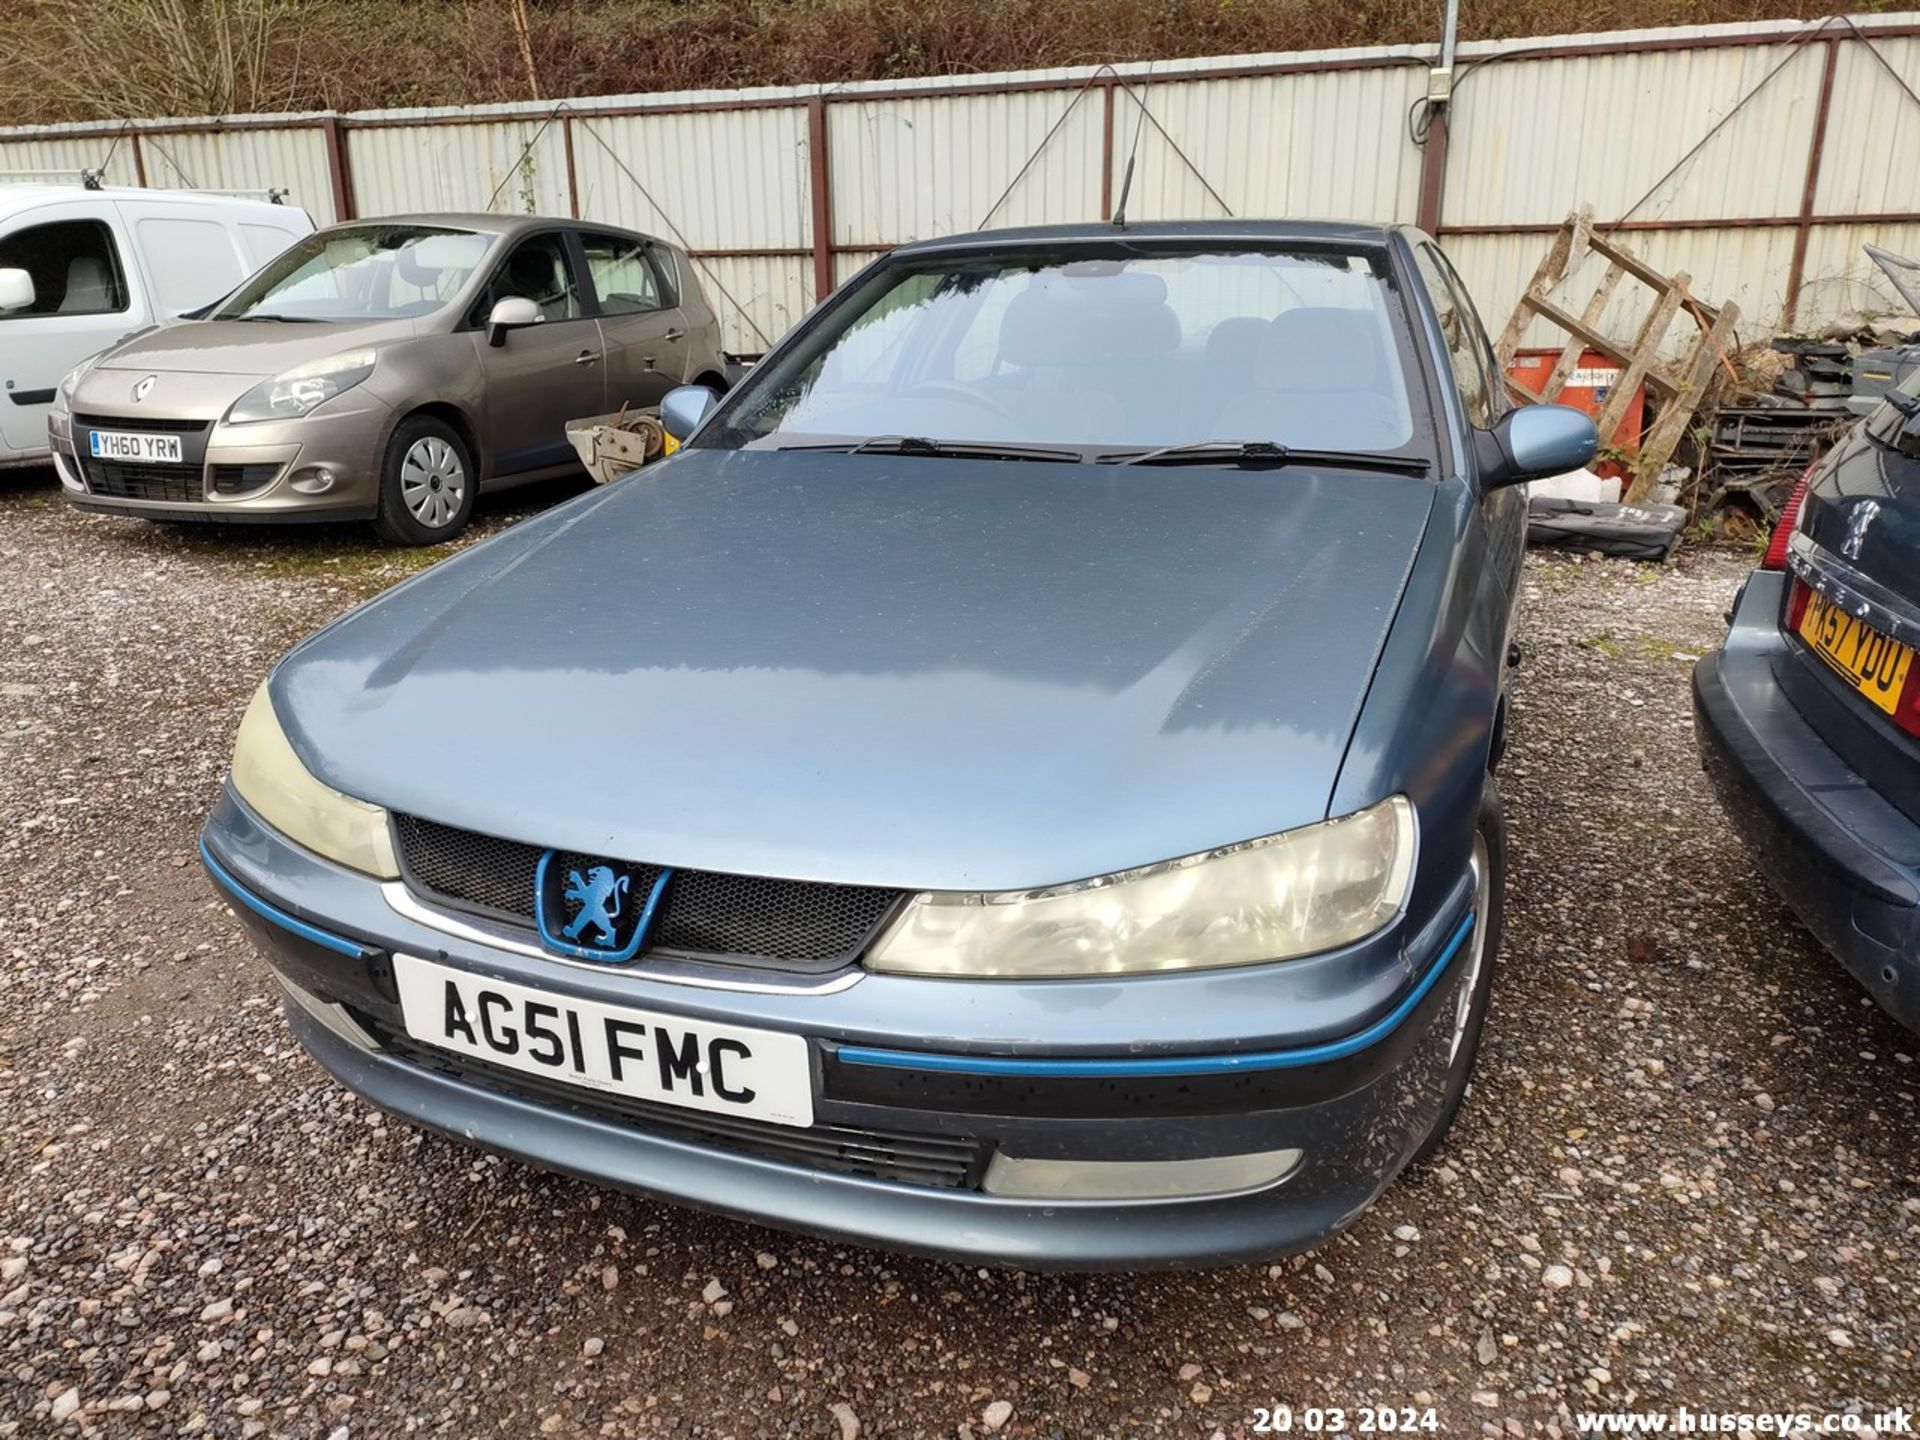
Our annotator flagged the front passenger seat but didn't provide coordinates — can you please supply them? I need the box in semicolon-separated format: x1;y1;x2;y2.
501;250;569;322
59;256;117;313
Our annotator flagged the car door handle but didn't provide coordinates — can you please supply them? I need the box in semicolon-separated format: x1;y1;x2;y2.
574;351;600;366
663;327;686;343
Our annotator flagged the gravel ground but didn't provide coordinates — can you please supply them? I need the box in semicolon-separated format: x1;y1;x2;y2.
2;467;1917;1438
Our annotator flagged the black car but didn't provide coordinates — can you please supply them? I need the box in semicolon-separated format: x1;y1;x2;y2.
1694;371;1920;1031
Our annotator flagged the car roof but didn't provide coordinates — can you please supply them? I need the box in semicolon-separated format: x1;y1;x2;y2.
0;183;304;218
889;219;1411;257
343;212;667;244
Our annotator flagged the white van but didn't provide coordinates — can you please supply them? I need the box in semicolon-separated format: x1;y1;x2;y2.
0;185;314;464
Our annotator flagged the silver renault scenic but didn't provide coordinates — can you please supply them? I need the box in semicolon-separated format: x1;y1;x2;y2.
50;213;728;543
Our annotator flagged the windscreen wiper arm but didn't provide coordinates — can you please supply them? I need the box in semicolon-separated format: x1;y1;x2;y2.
776;435;1089;463
1099;440;1431;474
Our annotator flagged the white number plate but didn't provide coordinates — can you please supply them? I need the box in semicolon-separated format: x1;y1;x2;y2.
392;953;815;1128
88;429;184;463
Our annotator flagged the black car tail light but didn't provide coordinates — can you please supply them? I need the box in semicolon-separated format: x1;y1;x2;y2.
1761;464;1815;571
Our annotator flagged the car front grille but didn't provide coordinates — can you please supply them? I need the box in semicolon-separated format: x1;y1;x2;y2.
392;814;903;971
367;1022;987;1190
73;414;213;434
78;458;204;503
210;463;280;495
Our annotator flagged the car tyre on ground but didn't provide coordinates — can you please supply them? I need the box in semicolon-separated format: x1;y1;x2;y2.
374;414;477;546
1410;780;1505;1164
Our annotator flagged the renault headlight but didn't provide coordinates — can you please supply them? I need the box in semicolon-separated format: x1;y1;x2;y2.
227;350;376;424
57;356;99;402
866;797;1415;979
229;683;398;878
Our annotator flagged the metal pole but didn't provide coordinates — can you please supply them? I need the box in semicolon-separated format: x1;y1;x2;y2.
1099;82;1116;220
1416;0;1459;235
321;116;355;222
1783;36;1841;330
806;97;834;306
562;114;579;218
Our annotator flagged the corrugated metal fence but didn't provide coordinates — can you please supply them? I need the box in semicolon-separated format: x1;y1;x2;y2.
5;13;1919;356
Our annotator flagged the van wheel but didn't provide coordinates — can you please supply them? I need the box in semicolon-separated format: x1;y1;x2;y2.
373;415;476;545
1409;782;1506;1165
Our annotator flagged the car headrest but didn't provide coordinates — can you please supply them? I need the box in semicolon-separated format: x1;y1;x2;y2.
59;256;116;312
999;280;1181;368
1266;307;1385;391
395;245;442;287
1205;316;1275;369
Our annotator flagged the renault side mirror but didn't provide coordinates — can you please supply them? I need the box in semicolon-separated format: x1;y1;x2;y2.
486;296;541;348
1476;404;1598;491
0;268;35;313
660;384;718;442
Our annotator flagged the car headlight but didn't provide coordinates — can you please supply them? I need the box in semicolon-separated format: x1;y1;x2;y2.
229;682;398;878
227;350;376;424
865;797;1415;979
57;356;99;402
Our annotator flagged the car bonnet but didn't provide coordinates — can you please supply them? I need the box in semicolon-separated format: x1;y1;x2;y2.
269;446;1438;893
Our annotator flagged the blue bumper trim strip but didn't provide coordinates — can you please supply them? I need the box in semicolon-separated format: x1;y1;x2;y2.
200;840;366;959
838;911;1477;1078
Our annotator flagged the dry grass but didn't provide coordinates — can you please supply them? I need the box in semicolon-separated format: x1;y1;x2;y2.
1;0;1879;124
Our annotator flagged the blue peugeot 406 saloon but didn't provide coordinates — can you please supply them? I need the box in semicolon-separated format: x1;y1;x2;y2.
200;222;1594;1270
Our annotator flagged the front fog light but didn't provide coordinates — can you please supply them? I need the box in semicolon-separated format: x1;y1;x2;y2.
981;1148;1303;1200
289;466;337;494
229;682;399;878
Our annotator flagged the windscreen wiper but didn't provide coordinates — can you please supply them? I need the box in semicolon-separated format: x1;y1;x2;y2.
233;313;324;323
776;435;1089;463
1099;440;1431;474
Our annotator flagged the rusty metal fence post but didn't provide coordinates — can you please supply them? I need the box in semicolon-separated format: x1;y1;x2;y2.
807;95;834;304
320;115;355;221
1782;35;1841;329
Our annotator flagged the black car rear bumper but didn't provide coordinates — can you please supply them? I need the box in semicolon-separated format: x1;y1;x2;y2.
1692;575;1920;1031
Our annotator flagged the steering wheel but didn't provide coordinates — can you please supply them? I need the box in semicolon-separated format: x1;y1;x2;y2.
898;381;1014;420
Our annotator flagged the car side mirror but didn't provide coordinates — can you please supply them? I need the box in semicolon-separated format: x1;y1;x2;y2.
1476;403;1598;491
0;267;35;313
486;296;541;348
659;384;718;442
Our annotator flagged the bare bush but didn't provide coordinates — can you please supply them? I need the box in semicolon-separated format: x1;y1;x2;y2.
3;0;297;122
2;0;1862;126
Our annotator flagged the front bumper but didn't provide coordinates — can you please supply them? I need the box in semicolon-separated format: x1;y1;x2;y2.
201;787;1478;1270
1692;570;1920;1032
50;390;391;521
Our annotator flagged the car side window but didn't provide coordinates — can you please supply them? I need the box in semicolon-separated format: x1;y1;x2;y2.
0;218;129;319
1432;246;1507;421
1414;244;1492;426
470;233;582;326
580;234;664;316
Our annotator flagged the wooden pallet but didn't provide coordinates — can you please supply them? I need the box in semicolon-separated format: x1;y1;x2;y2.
1492;210;1739;502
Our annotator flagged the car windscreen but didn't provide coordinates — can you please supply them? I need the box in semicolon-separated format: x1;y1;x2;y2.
699;245;1425;458
212;225;493;322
